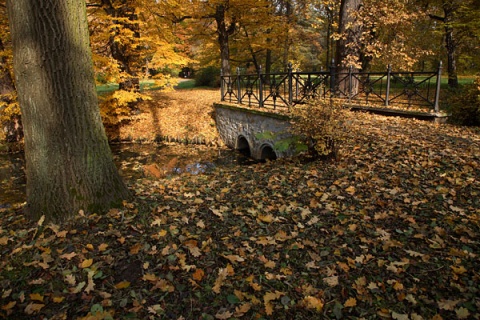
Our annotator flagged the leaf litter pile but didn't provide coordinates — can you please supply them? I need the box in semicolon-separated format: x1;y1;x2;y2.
1;104;480;319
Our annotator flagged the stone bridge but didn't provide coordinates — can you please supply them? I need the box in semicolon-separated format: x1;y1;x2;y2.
214;103;299;160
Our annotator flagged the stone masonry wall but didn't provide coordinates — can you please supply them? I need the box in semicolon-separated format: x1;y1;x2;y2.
214;103;297;159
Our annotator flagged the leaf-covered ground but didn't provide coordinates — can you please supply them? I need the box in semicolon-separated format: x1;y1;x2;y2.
1;93;480;319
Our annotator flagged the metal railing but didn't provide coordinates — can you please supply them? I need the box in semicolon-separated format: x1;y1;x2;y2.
221;62;443;113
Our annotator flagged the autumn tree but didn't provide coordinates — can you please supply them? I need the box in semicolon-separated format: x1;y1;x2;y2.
424;0;480;87
0;1;22;150
6;0;130;222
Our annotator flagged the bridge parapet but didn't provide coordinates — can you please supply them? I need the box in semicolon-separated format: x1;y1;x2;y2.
214;103;298;160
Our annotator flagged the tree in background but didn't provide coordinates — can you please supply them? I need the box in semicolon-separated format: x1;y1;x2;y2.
7;0;130;222
0;1;21;150
425;0;480;87
86;0;190;129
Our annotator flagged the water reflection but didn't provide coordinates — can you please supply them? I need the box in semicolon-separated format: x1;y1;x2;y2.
0;143;256;206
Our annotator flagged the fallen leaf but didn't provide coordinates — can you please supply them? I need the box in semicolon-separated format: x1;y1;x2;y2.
29;293;44;302
193;269;205;281
114;281;131;289
455;307;470;319
0;236;8;245
264;291;283;315
344;297;357;308
323;276;339;287
212;267;229;294
438;299;461;311
60;252;77;260
1;301;16;311
301;296;324;312
80;258;93;269
24;303;45;315
392;311;409;320
215;309;233;319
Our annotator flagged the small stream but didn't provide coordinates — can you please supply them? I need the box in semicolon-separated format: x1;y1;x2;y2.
0;143;255;208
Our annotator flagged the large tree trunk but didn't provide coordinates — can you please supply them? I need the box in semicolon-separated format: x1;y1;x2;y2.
7;0;130;222
335;0;363;97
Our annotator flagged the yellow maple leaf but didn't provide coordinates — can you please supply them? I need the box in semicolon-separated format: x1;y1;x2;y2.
29;293;44;302
98;243;109;251
80;258;93;269
344;297;357;307
114;281;131;289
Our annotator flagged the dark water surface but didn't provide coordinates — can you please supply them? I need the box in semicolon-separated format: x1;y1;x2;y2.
0;143;252;207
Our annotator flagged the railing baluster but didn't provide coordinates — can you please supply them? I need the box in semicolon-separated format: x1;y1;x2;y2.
434;61;442;113
329;59;335;97
288;63;293;108
220;69;225;101
237;67;241;104
386;64;391;106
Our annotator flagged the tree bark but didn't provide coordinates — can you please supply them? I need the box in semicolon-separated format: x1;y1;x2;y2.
428;1;459;88
7;0;130;222
335;0;363;96
443;3;458;88
215;4;235;77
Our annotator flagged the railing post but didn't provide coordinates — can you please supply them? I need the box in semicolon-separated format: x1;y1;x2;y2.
348;65;353;103
220;69;225;101
288;62;293;107
329;59;335;97
385;64;391;106
237;67;241;104
259;65;264;108
434;61;442;113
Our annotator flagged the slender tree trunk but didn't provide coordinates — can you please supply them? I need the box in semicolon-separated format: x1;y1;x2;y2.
215;4;235;77
7;0;130;222
428;1;459;88
443;5;458;87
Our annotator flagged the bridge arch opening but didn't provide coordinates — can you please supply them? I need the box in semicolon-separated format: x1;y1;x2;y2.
260;144;277;161
236;136;251;157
